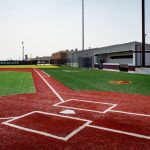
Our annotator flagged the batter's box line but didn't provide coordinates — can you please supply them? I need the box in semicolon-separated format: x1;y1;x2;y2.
2;111;92;141
0;117;18;120
1;111;150;140
53;99;117;114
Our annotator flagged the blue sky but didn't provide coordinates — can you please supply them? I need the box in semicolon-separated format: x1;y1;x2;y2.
0;0;149;60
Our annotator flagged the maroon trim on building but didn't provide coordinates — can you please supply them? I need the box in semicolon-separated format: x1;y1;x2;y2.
103;64;120;70
128;66;135;71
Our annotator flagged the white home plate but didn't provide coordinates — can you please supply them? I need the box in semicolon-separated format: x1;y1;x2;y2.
59;109;76;115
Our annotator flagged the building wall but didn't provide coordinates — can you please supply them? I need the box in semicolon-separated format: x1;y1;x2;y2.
136;52;150;67
66;42;150;70
78;50;95;67
67;51;78;67
135;43;150;67
105;52;133;64
30;56;51;64
52;51;66;60
94;42;136;55
145;53;150;66
51;51;67;65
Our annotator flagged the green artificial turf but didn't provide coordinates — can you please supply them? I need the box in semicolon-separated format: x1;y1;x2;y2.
42;67;150;96
0;65;59;69
0;71;35;96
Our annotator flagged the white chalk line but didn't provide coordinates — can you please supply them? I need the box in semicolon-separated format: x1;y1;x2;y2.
41;70;51;77
54;99;150;117
34;69;64;102
0;117;18;120
87;124;150;140
69;99;150;117
53;99;150;139
2;111;150;140
1;69;150;141
54;99;117;114
2;111;92;141
68;99;117;105
109;110;150;117
103;104;118;113
35;69;150;117
28;69;150;140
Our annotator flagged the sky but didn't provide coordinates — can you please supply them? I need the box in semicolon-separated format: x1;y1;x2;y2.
0;0;150;60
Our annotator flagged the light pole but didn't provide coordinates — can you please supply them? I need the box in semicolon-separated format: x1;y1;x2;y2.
142;0;145;67
82;0;85;51
22;42;24;61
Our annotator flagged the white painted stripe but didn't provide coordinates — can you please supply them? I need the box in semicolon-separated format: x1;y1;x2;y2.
0;117;18;120
103;104;118;113
41;70;50;77
2;111;91;141
35;111;91;122
68;99;117;105
55;105;107;113
54;99;117;114
3;122;65;140
87;124;150;140
34;69;64;102
109;110;150;117
54;99;117;107
2;111;91;125
53;99;71;106
2;111;150;140
64;121;92;141
2;111;37;123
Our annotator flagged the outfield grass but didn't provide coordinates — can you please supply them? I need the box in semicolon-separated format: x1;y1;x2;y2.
42;67;150;96
0;71;35;96
0;65;59;69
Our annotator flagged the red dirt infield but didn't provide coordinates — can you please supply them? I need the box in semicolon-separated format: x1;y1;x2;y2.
0;68;150;150
2;111;90;141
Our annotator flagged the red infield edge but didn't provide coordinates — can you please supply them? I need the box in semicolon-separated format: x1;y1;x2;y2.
0;68;150;150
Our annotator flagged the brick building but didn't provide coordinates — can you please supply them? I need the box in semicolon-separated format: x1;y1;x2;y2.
50;51;67;65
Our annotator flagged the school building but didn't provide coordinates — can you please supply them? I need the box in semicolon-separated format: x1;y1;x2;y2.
66;41;150;73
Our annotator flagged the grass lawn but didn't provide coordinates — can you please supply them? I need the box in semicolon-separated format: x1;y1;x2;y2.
0;71;35;96
0;65;59;69
42;67;150;96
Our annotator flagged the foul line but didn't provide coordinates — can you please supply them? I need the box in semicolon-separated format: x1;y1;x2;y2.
34;69;64;102
87;124;150;140
41;70;51;77
109;110;150;117
34;69;150;118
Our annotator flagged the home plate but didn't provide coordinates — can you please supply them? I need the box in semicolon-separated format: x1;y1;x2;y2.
59;109;76;115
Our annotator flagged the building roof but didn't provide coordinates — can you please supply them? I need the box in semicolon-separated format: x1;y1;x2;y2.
78;41;150;55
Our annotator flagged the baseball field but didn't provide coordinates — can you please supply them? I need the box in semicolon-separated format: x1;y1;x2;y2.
0;65;150;150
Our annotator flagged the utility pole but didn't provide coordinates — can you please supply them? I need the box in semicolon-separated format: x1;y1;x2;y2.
142;0;145;67
82;0;85;51
22;42;24;61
